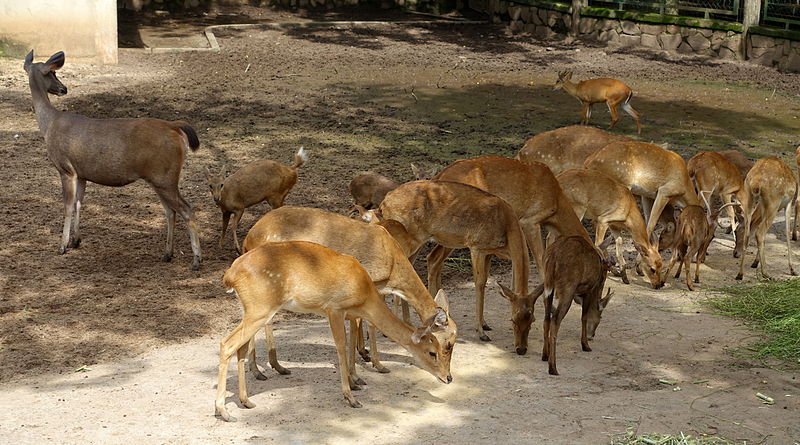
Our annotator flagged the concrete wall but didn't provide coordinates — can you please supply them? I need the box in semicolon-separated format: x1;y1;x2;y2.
0;0;117;64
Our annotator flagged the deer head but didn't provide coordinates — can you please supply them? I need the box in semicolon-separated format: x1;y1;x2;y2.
23;50;67;96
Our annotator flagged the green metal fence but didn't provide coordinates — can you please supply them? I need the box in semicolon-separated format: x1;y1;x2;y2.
762;0;800;29
587;0;742;20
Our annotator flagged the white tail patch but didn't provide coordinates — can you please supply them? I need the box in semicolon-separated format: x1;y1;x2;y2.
226;288;236;294
296;146;308;163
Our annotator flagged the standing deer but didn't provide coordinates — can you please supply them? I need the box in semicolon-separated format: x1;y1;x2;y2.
516;125;629;175
215;241;454;421
536;236;614;375
584;140;701;238
555;168;664;288
349;163;436;210
664;191;740;291
736;158;797;280
554;71;641;134
206;147;307;254
241;206;457;377
23;50;202;269
377;180;534;353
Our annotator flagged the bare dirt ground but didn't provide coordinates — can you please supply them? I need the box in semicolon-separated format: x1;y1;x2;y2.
1;6;799;444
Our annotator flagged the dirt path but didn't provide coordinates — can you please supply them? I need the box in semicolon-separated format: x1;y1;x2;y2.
1;9;799;444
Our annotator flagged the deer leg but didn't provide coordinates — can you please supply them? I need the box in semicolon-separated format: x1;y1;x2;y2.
683;246;697;290
520;220;545;275
347;319;366;387
426;244;453;297
328;311;361;408
235;343;256;409
613;230;631;284
645;192;671;236
736;204;756;280
786;203;797;276
264;323;289;375
367;322;389;373
152;183;202;270
793;197;799;241
607;101;621;130
541;290;552;362
246;336;268;381
471;251;493;341
58;173;77;254
218;211;231;248
355;318;370;362
547;304;567;376
230;210;245;255
70;178;86;248
580;304;592;352
621;100;641;134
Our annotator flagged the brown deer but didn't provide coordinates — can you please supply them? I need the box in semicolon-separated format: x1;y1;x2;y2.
583;140;701;238
535;235;614;375
687;151;746;255
376;180;534;353
23;50;202;269
555;168;664;288
215;241;454;421
516;125;630;175
793;145;800;241
241;206;457;376
206;147;307;253
554;71;641;134
349;164;436;210
664;191;740;291
736;158;797;280
717;149;754;179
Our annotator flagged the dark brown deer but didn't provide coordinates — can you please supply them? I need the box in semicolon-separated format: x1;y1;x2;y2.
537;235;614;375
23;50;202;269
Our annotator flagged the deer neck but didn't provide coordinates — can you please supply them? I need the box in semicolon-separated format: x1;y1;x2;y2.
358;297;416;349
28;72;58;135
561;80;581;99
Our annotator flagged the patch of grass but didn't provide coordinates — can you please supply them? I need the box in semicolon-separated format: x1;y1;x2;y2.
611;431;735;445
705;279;800;363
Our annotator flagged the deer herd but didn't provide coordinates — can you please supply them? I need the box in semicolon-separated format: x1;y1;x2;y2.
23;50;799;421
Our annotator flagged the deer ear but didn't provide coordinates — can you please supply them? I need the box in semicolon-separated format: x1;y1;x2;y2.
433;289;449;314
23;50;34;73
205;166;212;178
45;51;65;71
565;71;573;79
410;163;420;179
412;310;444;344
599;288;614;310
498;282;515;301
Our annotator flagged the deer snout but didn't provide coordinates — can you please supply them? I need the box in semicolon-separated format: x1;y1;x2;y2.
446;374;452;384
652;282;664;290
55;86;67;96
213;196;220;202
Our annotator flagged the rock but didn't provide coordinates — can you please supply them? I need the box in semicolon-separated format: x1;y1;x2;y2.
687;33;711;51
530;9;543;25
599;29;619;43
510;19;522;32
641;33;660;49
509;6;522;21
710;30;726;50
697;28;713;38
534;25;549;39
783;51;800;72
599;19;615;31
639;24;665;35
659;33;683;51
751;48;776;66
563;15;571;29
749;45;772;58
620;20;641;35
618;34;641;47
520;7;532;23
579;17;596;34
718;46;737;59
750;34;774;49
666;25;680;34
538;8;548;24
722;34;742;51
677;41;694;54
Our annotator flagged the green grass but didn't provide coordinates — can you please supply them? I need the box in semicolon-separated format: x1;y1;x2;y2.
705;279;800;363
610;432;735;445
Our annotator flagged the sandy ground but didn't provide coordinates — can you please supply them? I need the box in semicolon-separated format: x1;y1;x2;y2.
1;7;799;444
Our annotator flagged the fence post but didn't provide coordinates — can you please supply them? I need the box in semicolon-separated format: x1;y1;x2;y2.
571;0;585;35
742;0;761;58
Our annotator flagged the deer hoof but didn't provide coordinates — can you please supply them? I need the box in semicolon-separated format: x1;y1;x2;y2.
479;334;491;342
191;259;202;271
375;365;391;374
481;323;492;331
161;254;172;263
70;238;81;248
272;365;291;375
347;398;363;409
515;347;527;355
548;367;559;376
735;273;743;280
215;406;234;422
58;246;68;255
242;399;256;409
253;370;268;381
694;277;700;283
621;272;630;285
582;344;592;352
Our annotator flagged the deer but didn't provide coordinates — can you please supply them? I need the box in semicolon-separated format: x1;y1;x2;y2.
686;151;747;257
554;71;641;134
555;168;664;289
375;179;534;354
241;206;457;377
735;158;797;281
533;235;614;376
716;149;754;179
583;140;702;240
793;145;800;242
349;163;436;210
663;190;740;291
515;125;630;176
206;147;307;254
23;50;202;269
215;241;454;421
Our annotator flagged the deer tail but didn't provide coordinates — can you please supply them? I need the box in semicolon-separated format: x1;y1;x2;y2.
176;124;200;152
292;146;308;169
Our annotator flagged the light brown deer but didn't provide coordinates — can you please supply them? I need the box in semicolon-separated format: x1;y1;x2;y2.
555;168;664;288
717;149;754;179
241;206;457;376
554;71;641;134
377;180;534;353
793;145;800;241
736;158;797;280
516;125;630;175
687;151;746;256
534;235;614;375
664;192;740;291
24;50;202;269
583;140;702;238
206;147;307;253
215;241;454;421
349;164;436;210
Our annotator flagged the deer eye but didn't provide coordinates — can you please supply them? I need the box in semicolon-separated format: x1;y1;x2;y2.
429;351;437;358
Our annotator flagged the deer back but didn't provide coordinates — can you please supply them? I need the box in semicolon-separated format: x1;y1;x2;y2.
516;126;628;175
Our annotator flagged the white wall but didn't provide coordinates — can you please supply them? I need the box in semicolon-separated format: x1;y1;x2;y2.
0;0;117;63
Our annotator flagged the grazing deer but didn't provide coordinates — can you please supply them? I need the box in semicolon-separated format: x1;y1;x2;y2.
206;147;307;253
23;50;202;269
556;168;664;288
241;206;457;376
215;241;454;421
534;235;614;375
664;191;740;291
736;158;797;280
584;140;701;238
717;149;754;179
349;164;435;210
516;125;630;175
376;180;534;353
554;71;641;134
687;151;746;256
